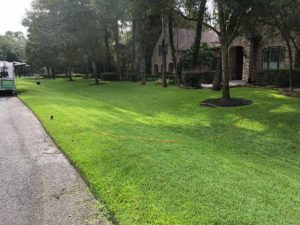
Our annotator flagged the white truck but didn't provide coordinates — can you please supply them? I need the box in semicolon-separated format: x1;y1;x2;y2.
0;61;16;93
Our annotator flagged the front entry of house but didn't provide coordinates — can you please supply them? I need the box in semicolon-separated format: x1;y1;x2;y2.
229;46;244;80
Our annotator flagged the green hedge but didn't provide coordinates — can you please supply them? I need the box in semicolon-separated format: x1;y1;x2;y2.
256;69;300;87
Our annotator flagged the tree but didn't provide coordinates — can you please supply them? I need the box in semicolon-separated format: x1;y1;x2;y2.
23;6;60;79
0;31;26;62
25;0;101;81
178;0;208;69
177;0;254;99
128;0;163;84
161;16;168;87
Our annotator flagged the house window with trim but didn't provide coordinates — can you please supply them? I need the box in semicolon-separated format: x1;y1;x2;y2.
263;47;285;70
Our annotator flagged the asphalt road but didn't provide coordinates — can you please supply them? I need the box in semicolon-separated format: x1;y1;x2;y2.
0;96;111;225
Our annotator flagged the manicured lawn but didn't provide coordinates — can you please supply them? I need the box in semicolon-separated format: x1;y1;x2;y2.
18;78;300;225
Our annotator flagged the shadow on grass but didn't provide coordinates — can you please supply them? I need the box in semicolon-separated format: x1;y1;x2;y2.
16;88;28;95
88;82;110;86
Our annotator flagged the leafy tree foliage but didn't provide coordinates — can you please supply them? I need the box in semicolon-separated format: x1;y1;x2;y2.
0;31;26;62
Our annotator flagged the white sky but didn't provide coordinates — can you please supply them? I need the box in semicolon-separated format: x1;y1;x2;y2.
0;0;32;35
0;0;214;36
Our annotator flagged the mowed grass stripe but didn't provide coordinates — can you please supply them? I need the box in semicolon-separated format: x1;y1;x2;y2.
18;78;300;225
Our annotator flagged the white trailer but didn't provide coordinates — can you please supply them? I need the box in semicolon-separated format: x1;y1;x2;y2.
0;61;16;92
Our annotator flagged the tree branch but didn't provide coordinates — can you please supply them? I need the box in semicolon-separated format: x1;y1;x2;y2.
174;9;221;35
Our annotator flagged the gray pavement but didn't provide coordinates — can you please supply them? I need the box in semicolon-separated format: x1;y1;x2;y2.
0;96;111;225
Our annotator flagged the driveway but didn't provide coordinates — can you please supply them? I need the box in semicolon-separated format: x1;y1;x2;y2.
0;96;110;225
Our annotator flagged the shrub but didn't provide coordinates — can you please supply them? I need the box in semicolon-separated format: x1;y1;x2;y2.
181;71;215;88
179;43;214;70
256;69;300;87
181;71;201;88
146;74;159;81
101;72;119;81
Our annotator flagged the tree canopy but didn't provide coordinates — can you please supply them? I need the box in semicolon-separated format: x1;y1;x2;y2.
0;31;26;62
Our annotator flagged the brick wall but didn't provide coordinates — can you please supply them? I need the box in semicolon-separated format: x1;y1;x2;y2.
230;33;299;82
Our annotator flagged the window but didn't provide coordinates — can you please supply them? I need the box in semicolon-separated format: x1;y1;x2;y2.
262;47;285;70
158;44;168;56
154;64;158;74
168;63;174;73
159;45;163;56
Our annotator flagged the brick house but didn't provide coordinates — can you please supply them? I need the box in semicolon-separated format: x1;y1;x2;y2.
152;28;300;82
151;29;219;75
229;33;300;82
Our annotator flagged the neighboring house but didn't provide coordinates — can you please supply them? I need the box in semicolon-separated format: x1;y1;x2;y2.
230;33;300;82
151;29;219;75
152;28;300;82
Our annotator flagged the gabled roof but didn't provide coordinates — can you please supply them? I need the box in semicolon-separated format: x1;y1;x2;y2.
174;29;220;50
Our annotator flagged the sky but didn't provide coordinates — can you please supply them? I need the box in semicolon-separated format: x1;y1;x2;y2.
0;0;214;36
0;0;32;35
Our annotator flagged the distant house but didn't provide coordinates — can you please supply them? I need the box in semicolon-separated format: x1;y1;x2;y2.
151;29;219;75
151;28;300;82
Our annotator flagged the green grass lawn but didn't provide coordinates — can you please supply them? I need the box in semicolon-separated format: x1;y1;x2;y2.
17;78;300;225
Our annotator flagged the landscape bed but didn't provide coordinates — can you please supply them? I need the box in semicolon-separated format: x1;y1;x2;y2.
18;78;300;225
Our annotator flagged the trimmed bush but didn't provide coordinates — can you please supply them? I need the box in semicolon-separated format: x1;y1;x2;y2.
182;71;215;89
182;71;201;89
256;69;300;87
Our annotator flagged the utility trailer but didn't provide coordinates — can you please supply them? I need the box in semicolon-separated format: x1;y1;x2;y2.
0;61;16;93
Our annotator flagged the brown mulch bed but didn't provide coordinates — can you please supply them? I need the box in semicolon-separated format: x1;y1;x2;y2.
201;98;253;108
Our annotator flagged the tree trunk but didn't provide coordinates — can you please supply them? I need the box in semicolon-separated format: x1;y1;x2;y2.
50;67;55;80
131;20;137;82
92;59;99;85
140;56;146;85
212;50;222;91
161;16;168;88
104;24;111;72
217;1;230;99
168;13;177;76
114;19;121;80
192;0;207;70
283;35;294;91
46;66;51;79
221;43;230;99
68;68;73;81
67;61;73;81
85;57;90;78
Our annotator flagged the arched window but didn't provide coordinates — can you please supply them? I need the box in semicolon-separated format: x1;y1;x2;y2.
154;64;159;74
263;47;285;70
168;63;174;73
